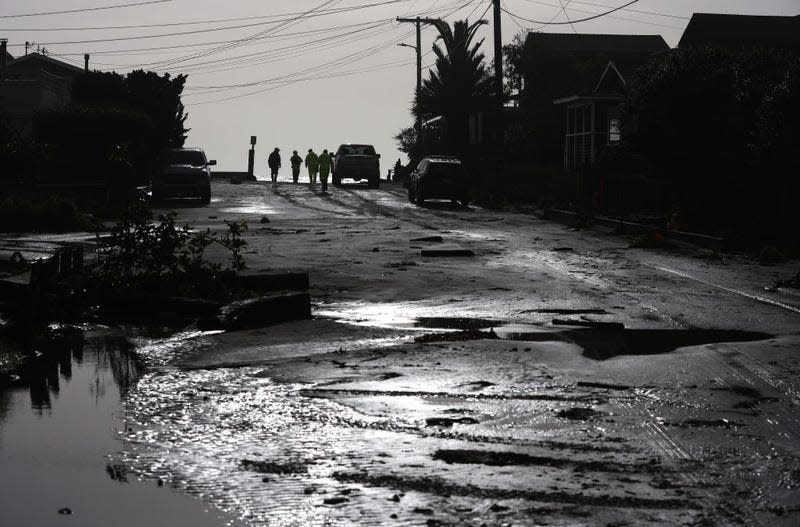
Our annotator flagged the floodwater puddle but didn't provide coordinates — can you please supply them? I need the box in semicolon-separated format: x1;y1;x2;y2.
319;305;770;361
481;324;771;360
0;326;241;527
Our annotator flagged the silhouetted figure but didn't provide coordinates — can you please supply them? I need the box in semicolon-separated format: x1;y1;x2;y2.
290;150;303;183
268;147;281;183
305;149;319;185
318;149;334;193
394;158;402;182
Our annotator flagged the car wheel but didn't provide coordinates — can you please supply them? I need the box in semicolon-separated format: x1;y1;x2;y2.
416;184;425;204
200;188;211;205
333;175;341;186
368;177;379;189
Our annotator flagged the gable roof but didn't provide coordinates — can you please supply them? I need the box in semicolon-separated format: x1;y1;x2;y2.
525;32;669;55
678;13;800;50
594;61;626;94
7;52;83;77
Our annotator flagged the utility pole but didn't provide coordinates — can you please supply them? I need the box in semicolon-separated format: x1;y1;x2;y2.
397;16;438;142
491;0;507;150
492;0;503;106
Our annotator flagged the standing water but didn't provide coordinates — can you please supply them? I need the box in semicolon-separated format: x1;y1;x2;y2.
0;326;241;527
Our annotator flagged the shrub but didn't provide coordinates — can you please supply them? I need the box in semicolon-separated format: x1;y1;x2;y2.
0;194;91;233
90;202;248;300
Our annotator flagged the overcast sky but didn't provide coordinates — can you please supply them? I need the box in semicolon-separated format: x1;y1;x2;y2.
3;1;798;177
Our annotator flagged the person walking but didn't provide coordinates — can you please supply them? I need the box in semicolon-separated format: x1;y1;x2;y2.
305;148;319;185
290;150;303;183
268;147;281;183
318;149;334;193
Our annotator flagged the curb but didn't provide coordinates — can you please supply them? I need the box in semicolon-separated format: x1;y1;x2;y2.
199;292;312;331
541;209;727;251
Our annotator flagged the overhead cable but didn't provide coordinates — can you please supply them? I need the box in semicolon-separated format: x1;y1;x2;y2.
501;0;641;25
0;0;172;19
0;0;411;32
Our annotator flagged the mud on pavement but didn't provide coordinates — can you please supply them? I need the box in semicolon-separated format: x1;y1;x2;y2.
115;312;800;527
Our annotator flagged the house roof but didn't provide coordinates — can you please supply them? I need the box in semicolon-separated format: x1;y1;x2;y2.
525;32;669;55
594;61;626;93
678;13;800;50
7;52;83;76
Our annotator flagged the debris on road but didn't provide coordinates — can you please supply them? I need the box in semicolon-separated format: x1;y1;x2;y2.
420;244;474;257
556;407;604;421
411;235;444;243
552;319;625;330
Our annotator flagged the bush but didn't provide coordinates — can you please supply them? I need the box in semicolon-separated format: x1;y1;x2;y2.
473;164;563;209
0;194;91;233
90;202;249;300
623;46;799;236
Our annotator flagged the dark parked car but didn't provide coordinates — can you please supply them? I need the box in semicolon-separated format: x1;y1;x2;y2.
333;144;380;188
407;156;469;206
152;148;216;204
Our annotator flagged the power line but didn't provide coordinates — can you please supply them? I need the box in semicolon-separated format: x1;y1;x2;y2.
37;20;389;58
557;0;578;33
6;1;411;47
174;22;396;76
0;0;412;32
150;0;346;70
555;0;688;20
185;0;478;103
518;0;683;29
186;31;416;103
0;0;172;19
501;0;641;25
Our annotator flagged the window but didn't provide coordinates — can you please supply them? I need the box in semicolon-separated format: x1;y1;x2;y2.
338;145;376;156
608;117;621;143
163;150;206;166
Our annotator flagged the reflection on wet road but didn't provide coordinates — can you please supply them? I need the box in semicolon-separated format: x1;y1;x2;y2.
0;328;242;527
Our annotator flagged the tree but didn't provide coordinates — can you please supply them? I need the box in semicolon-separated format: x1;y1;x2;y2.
47;69;189;188
394;126;418;158
623;46;797;234
72;69;189;150
415;19;493;154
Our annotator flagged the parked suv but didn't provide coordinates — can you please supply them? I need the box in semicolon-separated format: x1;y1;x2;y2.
333;144;380;188
407;156;469;206
153;148;215;204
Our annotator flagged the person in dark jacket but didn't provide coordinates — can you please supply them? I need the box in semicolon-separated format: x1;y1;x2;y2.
289;150;303;183
268;147;281;182
318;149;334;193
305;149;319;185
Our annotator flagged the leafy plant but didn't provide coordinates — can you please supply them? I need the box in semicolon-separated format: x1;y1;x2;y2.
91;202;248;299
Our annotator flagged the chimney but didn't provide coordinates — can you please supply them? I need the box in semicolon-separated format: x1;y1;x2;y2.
0;39;7;80
84;53;89;72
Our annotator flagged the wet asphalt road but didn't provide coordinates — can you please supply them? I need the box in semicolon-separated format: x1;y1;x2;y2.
122;179;800;525
118;180;800;525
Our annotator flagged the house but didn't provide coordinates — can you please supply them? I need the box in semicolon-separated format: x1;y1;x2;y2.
0;43;84;134
514;32;668;165
678;13;800;51
553;54;659;171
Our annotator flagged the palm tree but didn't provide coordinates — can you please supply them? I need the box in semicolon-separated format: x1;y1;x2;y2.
415;19;494;154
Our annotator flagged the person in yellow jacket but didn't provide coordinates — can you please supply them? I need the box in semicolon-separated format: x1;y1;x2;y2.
318;149;334;193
304;149;319;185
